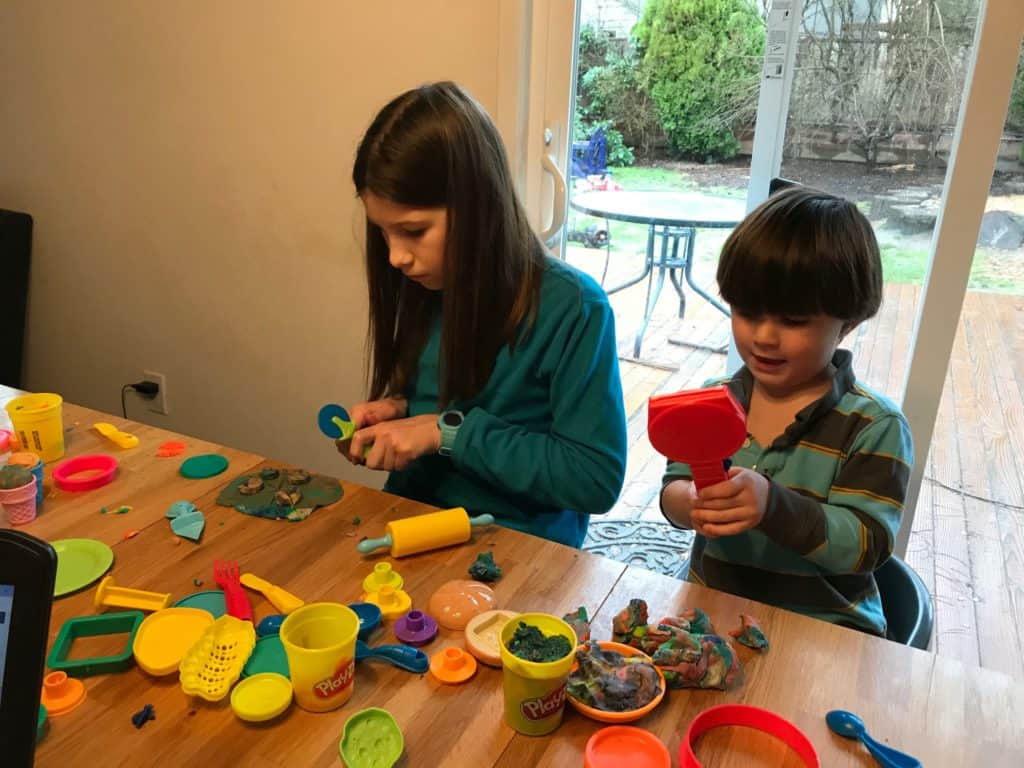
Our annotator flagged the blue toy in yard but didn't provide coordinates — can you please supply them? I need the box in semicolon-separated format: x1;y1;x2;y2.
571;127;608;178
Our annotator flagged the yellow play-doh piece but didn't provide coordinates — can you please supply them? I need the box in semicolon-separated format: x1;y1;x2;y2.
361;584;412;619
231;673;293;722
93;422;140;449
179;615;256;701
133;608;214;676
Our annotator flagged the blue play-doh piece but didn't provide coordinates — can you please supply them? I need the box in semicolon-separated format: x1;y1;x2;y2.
166;500;197;519
256;614;286;637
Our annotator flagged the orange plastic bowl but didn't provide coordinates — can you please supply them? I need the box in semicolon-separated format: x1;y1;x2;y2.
566;641;666;724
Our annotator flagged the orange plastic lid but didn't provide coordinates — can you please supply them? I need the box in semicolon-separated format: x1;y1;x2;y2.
585;726;671;768
40;671;87;716
429;646;477;684
8;451;41;469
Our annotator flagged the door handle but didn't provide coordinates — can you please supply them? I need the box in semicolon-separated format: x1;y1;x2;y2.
540;130;567;245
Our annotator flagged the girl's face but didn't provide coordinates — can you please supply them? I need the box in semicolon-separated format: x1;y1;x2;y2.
731;310;847;397
362;191;447;291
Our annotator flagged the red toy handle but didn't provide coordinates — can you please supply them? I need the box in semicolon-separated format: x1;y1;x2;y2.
690;460;729;492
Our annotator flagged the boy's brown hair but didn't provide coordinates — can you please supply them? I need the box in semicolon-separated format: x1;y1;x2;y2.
716;187;882;329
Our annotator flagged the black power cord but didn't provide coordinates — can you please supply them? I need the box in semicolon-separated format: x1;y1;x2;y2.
121;381;160;418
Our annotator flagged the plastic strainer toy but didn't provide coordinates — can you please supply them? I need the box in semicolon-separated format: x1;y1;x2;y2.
179;615;256;701
339;707;404;768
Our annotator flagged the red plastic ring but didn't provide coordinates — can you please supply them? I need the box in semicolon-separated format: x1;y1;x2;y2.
52;454;119;492
681;704;820;767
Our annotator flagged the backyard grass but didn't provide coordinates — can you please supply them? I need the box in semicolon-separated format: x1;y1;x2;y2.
880;245;929;285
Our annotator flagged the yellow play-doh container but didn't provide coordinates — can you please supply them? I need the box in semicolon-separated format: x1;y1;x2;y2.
499;612;577;736
279;602;358;713
5;393;64;463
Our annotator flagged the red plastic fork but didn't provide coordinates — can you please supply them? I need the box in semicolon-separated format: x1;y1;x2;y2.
213;559;253;622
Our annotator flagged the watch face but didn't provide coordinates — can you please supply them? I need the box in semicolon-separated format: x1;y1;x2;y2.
442;412;463;427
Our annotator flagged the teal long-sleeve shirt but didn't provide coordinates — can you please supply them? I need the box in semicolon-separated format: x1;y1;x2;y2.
383;257;627;548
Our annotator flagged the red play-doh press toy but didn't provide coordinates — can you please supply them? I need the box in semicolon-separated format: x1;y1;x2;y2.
648;385;747;491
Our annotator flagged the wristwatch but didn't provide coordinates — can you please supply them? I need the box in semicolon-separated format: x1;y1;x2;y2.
437;410;464;456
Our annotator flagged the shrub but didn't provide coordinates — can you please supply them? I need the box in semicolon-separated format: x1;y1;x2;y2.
1008;44;1024;135
574;23;662;164
635;0;764;161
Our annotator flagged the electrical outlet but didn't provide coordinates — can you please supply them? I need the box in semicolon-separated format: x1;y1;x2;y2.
143;370;168;414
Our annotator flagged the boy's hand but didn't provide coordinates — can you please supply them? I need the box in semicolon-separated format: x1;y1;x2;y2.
349;414;440;471
691;467;770;538
661;478;700;529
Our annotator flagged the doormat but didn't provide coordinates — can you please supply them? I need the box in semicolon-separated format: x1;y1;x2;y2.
583;520;694;578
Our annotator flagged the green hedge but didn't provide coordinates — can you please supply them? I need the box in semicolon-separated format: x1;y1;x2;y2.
636;0;763;162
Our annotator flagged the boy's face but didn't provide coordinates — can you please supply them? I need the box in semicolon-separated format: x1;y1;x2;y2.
362;191;447;291
731;310;847;395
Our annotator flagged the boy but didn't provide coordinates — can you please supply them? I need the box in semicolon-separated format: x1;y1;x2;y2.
661;187;913;636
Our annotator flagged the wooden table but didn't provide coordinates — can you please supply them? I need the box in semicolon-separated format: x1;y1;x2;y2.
3;387;1022;767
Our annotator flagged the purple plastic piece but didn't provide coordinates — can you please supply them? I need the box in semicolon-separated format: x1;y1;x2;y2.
393;609;438;647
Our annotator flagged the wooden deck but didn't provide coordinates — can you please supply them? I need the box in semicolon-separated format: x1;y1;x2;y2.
567;241;1024;678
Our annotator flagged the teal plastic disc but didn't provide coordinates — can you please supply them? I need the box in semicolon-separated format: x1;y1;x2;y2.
180;454;229;479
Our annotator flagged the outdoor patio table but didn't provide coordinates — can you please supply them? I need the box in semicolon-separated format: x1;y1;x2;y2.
571;190;745;358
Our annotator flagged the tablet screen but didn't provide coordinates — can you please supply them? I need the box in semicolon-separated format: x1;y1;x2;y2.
0;584;12;705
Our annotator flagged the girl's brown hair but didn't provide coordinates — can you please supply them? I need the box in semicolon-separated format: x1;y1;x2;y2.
716;187;883;329
353;81;545;405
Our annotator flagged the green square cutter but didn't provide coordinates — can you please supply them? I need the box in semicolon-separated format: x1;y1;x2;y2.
47;611;145;677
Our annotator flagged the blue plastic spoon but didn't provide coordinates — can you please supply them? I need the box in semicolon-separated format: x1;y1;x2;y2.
355;640;429;674
826;710;921;768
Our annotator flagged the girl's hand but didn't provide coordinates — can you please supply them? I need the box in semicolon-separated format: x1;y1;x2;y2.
350;397;408;428
337;397;408;465
349;414;441;471
690;467;770;538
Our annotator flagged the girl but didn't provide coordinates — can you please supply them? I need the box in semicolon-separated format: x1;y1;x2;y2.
344;82;627;548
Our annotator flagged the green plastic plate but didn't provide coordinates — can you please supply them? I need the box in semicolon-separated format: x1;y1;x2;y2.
51;538;114;597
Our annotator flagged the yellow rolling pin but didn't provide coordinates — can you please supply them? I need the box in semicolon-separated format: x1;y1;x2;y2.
357;507;495;558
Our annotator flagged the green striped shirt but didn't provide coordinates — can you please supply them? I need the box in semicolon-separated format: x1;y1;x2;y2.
662;350;913;636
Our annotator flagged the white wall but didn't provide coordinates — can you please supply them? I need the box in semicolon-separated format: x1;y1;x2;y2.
0;1;501;483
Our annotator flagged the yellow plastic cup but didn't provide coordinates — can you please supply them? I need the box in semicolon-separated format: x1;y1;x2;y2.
279;602;359;713
5;393;64;463
499;612;577;736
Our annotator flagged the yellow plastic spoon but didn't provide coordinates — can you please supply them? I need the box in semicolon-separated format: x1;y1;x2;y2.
239;573;304;615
